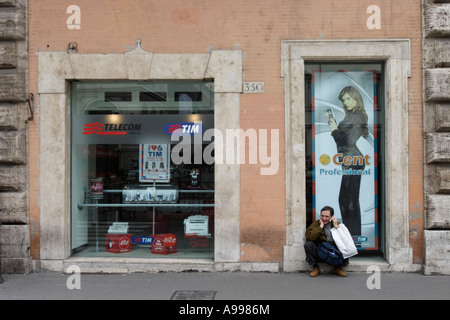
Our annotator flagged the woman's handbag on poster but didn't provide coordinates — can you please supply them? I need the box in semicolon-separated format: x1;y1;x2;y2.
331;223;358;259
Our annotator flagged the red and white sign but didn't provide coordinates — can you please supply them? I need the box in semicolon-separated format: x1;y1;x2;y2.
151;233;177;255
105;234;132;253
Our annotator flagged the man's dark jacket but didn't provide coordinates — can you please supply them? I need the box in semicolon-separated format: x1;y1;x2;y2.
305;220;339;244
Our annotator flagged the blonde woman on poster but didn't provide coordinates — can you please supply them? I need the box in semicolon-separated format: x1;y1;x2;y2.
323;86;369;239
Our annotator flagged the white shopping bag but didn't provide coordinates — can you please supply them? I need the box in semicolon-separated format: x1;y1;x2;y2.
331;224;358;259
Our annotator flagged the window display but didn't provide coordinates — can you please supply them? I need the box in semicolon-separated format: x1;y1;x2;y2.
71;81;215;259
305;63;385;254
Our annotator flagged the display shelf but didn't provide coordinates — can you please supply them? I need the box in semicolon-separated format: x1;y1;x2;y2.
78;188;214;210
78;203;214;208
79;187;214;239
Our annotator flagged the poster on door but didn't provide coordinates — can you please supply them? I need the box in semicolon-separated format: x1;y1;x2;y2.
312;70;379;251
140;144;170;183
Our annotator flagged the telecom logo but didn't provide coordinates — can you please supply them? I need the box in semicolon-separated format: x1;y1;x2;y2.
164;122;202;135
83;122;141;135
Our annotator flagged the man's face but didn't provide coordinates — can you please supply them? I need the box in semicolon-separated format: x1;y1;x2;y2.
320;210;332;225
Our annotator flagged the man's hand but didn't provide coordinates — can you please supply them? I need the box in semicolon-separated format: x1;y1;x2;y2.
319;219;324;229
331;216;339;228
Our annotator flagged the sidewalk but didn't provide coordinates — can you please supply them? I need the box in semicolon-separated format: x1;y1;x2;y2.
1;270;449;300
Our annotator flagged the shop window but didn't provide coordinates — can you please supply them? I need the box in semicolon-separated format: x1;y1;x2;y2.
71;81;215;259
304;62;385;255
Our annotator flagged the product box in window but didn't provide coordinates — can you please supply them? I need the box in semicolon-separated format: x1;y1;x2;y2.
151;233;177;255
183;215;211;249
90;177;103;196
183;215;210;237
105;234;132;253
122;185;178;204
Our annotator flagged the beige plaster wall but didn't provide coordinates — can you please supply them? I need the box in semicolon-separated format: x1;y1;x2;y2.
29;0;423;270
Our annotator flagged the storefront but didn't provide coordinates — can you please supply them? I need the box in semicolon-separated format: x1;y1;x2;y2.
71;81;215;259
26;1;427;274
35;41;417;273
37;48;244;272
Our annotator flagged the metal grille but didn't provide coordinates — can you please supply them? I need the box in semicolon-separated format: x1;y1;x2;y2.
170;290;216;300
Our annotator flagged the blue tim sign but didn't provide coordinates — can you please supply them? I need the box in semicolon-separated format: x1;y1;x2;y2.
164;122;202;135
132;236;154;245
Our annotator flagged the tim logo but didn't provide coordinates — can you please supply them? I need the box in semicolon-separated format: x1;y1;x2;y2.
164;122;202;135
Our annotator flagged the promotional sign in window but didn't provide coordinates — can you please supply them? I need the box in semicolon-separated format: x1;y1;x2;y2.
139;144;170;182
312;70;379;250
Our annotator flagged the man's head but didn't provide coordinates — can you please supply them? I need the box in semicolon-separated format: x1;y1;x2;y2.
320;206;334;225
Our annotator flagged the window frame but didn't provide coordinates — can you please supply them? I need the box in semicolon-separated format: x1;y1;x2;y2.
38;47;242;272
70;80;216;258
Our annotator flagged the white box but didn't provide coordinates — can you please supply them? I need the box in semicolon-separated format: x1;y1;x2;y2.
108;222;129;234
184;215;210;237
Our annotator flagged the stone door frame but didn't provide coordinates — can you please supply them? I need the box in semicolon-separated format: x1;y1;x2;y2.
281;39;415;272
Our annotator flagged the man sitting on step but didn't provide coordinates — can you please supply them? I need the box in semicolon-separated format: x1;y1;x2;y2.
304;206;348;277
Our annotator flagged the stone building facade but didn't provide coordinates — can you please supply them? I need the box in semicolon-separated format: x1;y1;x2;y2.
423;0;450;275
26;0;425;274
0;0;31;273
0;0;449;275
